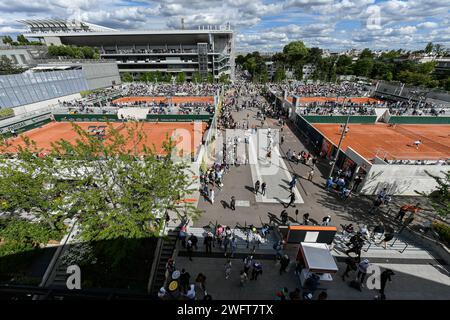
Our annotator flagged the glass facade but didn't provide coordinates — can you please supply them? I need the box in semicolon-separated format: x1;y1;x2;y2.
0;70;89;108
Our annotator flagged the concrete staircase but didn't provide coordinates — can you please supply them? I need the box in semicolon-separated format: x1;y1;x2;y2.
150;228;179;295
331;231;437;261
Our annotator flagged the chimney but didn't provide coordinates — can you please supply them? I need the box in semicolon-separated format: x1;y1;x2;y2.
181;18;185;30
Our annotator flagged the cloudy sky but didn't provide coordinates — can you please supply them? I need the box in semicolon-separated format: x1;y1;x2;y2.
1;0;449;52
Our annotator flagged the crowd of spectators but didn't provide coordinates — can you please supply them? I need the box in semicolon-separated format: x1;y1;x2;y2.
386;100;450;116
57;83;219;116
268;81;370;98
118;83;221;97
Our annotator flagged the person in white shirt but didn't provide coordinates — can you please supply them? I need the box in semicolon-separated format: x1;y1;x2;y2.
209;189;215;204
185;284;196;299
414;140;422;150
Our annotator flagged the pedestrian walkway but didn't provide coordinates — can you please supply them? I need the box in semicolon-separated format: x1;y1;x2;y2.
248;135;304;204
179;227;278;255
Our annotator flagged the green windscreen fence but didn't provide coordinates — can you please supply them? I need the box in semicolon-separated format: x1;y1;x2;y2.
388;116;450;125
53;114;120;122
302;115;377;124
53;114;213;122
0;113;52;137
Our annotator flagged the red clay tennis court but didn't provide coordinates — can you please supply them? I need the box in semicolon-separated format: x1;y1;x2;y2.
113;96;214;104
287;97;382;104
4;121;207;156
313;123;450;161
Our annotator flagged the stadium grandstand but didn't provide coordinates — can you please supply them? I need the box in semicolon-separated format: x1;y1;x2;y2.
19;19;235;81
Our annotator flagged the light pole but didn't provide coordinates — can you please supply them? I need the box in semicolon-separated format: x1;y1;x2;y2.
328;98;350;178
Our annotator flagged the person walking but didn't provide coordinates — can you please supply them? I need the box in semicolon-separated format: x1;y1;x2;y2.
325;177;334;191
209;189;215;204
230;196;236;211
379;269;395;297
223;236;230;256
378;231;395;249
342;256;360;281
356;259;370;287
280;210;289;225
186;239;193;261
352;175;362;192
250;261;263;280
189;234;198;250
285;192;296;208
185;284;196;300
239;270;248;287
303;213;310;225
308;169;315;182
243;255;253;274
369;197;383;214
230;237;238;258
261;182;267;196
179;268;191;293
273;240;284;260
204;232;213;254
254;180;261;194
289;176;297;192
345;233;364;258
396;203;421;223
322;215;331;226
224;259;232;280
196;273;207;292
286;148;292;160
279;254;290;275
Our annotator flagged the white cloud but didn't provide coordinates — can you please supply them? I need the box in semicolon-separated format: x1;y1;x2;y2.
0;0;447;52
417;22;438;29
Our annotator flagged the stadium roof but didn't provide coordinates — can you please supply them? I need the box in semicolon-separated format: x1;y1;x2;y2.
18;19;118;32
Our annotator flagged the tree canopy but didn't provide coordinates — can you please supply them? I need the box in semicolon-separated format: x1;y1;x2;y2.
0;56;26;75
0;122;201;265
48;45;99;59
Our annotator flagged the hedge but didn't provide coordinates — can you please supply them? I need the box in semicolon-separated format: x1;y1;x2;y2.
0;108;14;120
432;221;450;246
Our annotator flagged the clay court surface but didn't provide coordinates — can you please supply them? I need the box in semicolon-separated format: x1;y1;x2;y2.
288;96;381;104
4;121;206;156
313;123;450;160
113;96;214;104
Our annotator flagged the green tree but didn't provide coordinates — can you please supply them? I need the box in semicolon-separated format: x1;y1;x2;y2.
273;67;286;82
425;42;434;54
235;55;246;66
0;56;25;75
1;122;201;266
154;71;163;82
192;71;203;83
359;48;374;59
336;55;353;75
305;47;323;64
163;73;173;83
2;36;13;45
0;137;76;231
16;35;30;45
352;58;374;77
176;72;186;84
283;41;309;65
219;73;230;84
120;72;133;82
207;73;214;83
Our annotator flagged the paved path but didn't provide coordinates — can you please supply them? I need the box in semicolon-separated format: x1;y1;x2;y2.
178;84;450;300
